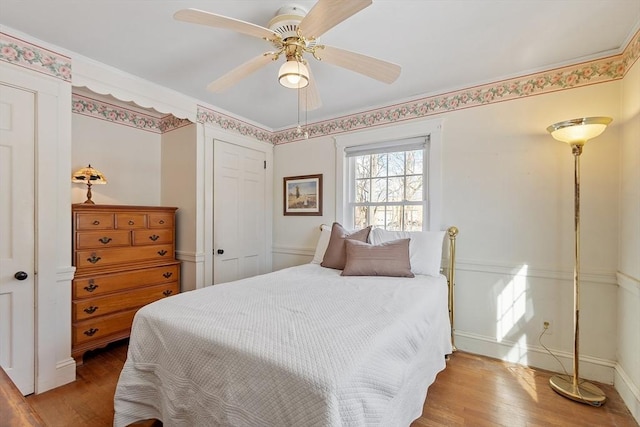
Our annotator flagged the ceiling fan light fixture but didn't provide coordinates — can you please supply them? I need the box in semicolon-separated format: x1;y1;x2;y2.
278;60;309;89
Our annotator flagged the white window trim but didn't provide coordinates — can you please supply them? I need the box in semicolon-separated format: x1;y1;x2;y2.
334;118;443;231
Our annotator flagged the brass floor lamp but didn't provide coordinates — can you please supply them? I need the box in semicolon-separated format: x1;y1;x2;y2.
546;116;612;406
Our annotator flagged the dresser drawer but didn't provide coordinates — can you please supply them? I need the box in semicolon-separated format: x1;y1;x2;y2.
73;263;179;298
76;213;114;230
148;212;174;228
115;213;147;229
75;244;174;269
73;309;137;345
132;229;173;246
75;230;131;249
73;282;179;321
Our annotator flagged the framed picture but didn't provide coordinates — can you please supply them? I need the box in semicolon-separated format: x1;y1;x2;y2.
283;174;323;216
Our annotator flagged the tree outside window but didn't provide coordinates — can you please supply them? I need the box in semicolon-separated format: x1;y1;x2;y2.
351;149;424;231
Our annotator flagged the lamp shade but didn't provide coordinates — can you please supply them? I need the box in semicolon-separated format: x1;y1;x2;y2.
278;60;309;89
72;164;107;184
546;117;612;146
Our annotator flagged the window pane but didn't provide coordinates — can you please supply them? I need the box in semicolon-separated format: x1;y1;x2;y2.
372;153;387;177
406;175;423;201
355;179;369;203
404;205;423;231
354;206;369;229
355;155;370;179
372;206;389;229
388;152;405;177
406;150;423;175
349;147;426;232
386;205;404;230
372;178;387;202
388;177;404;202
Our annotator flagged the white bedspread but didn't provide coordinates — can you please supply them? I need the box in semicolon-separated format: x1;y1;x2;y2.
114;264;452;427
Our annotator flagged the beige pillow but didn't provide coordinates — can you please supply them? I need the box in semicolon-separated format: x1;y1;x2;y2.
321;222;372;270
341;238;414;277
310;224;331;264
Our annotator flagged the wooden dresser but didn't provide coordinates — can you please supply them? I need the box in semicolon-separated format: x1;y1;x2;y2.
71;204;180;363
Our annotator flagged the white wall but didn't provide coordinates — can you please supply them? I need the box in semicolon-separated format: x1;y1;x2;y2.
72;114;162;205
616;58;640;423
272;137;336;270
161;123;202;291
273;79;622;383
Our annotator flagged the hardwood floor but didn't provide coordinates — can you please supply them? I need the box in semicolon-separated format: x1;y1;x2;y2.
20;339;638;427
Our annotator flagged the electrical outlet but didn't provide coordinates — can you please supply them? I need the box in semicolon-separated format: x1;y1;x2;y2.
543;320;552;335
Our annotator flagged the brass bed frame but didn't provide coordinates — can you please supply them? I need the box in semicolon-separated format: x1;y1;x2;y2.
445;226;458;352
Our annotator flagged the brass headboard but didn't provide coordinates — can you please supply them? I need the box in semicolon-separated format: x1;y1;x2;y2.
445;226;459;352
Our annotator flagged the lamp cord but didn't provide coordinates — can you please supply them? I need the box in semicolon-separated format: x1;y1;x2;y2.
539;327;601;406
538;327;569;377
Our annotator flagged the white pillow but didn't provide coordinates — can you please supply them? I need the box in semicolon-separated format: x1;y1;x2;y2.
369;228;446;276
310;224;331;264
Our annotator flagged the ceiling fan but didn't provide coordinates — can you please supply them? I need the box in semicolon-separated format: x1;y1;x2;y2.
174;0;401;111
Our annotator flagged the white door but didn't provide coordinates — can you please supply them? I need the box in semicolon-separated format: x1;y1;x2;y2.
0;84;36;395
213;140;267;284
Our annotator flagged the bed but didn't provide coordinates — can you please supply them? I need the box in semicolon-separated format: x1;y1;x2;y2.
114;225;458;427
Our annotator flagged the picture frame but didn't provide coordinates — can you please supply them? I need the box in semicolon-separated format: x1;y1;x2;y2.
283;174;323;216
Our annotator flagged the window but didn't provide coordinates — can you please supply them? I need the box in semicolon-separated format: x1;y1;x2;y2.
347;140;427;231
334;119;442;231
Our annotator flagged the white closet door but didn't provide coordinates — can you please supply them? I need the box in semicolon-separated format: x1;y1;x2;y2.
0;84;36;395
213;140;267;284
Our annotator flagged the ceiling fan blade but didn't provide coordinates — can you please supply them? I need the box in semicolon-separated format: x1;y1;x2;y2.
314;45;401;84
174;8;279;41
298;0;372;39
301;64;322;111
207;53;276;92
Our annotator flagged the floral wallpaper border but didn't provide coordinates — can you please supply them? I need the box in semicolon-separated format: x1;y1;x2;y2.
72;93;192;134
271;29;640;145
3;27;638;142
0;32;72;82
197;106;273;143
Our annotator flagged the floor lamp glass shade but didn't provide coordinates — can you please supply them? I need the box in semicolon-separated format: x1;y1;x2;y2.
278;60;309;89
546;117;612;146
546;116;611;406
72;164;107;204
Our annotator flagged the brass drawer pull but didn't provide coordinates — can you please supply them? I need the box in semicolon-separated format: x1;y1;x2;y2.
159;220;165;225
162;290;173;297
83;328;99;337
92;220;100;225
87;253;101;264
128;220;135;225
83;306;98;314
149;234;160;241
157;250;167;256
84;280;98;292
99;237;112;244
163;272;173;278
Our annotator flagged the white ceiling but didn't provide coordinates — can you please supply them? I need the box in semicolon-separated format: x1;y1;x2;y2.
1;1;639;130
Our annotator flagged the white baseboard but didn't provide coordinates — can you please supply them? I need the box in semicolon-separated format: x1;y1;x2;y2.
37;357;76;394
615;363;640;425
454;331;616;384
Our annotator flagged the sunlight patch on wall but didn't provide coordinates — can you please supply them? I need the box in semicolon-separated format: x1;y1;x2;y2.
497;264;529;344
